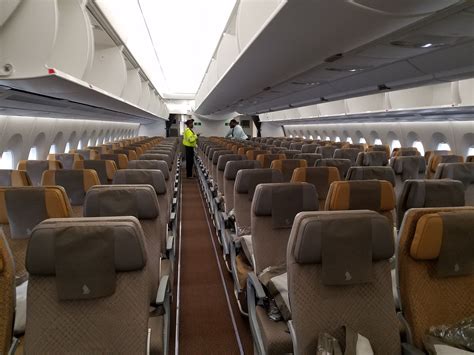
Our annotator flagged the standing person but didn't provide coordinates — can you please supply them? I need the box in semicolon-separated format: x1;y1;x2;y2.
225;119;248;140
183;119;198;178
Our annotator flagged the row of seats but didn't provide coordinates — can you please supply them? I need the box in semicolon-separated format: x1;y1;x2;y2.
195;136;473;354
0;136;180;354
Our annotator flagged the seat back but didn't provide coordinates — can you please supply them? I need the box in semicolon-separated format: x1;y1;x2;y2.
233;169;283;236
270;146;288;154
434;162;474;205
346;166;396;187
281;150;301;159
100;153;129;169
333;148;360;165
139;154;172;171
426;154;464;178
113;169;169;249
315;158;352;178
270;159;308;182
251;182;318;274
393;147;420;157
17;160;63;186
397;179;465;229
255;153;286;169
84;185;161;299
42;169;100;218
391;156;426;192
217;154;246;196
113;149;138;161
288;210;399;354
223;160;261;214
246;149;269;160
73;159;117;184
48;153;83;169
0;186;72;281
397;207;474;348
326;180;396;226
356;151;388;166
424;150;451;164
467;156;474;163
348;143;366;151
0;170;31;186
291;167;341;210
24;217;150;353
70;149;100;160
301;144;319;153
212;150;233;182
367;144;390;159
0;232;14;355
289;142;303;150
294;153;322;167
237;146;253;156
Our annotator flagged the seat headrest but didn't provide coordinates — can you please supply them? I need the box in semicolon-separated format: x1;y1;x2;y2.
435;163;474;187
291;167;341;199
18;160;63;186
294;153;322;166
333;148;360;162
127;160;170;180
397;147;420;156
113;169;167;195
346;166;396;187
301;144;320;153
99;154;128;169
84;185;159;219
246;150;269;160
291;210;393;285
430;155;464;172
256;154;286;168
73;149;99;160
0;170;30;187
0;186;72;237
235;169;283;200
139;154;171;170
217;154;245;171
410;211;474;277
392;156;426;177
49;153;82;169
74;159;117;184
212;150;233;165
270;159;308;181
41;169;100;205
315;158;352;177
362;151;388;166
224;160;261;180
328;180;395;211
282;150;301;159
401;180;465;209
26;217;147;300
252;182;318;228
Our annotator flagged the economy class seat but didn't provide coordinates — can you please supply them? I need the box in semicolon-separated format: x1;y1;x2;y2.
291;166;341;210
17;160;62;186
24;217;168;354
256;153;286;169
84;185;163;301
88;145;110;154
467;155;474;163
113;149;138;161
288;210;400;354
246;149;269;161
0;186;72;283
0;231;14;355
73;159;117;184
0;170;31;187
356;151;388;166
247;182;318;355
47;153;83;170
216;154;245;199
280;149;300;159
41;169;101;217
113;169;171;257
426;154;464;179
346;166;396;187
434;162;474;205
424;149;451;165
325;180;396;226
367;144;391;159
211;150;233;187
393;147;420;157
223;160;261;215
391;156;426;197
289;142;303;150
270;159;307;182
333;148;360;165
99;153;128;169
315;158;352;178
396;179;465;229
301;143;320;153
69;148;100;160
294;153;322;167
269;146;288;154
397;207;474;351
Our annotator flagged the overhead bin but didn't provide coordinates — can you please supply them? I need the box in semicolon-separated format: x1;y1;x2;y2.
0;0;168;122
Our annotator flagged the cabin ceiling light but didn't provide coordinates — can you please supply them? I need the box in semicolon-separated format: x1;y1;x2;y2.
390;40;447;48
325;67;367;73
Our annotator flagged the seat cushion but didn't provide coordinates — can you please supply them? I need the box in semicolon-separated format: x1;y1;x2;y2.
256;306;293;355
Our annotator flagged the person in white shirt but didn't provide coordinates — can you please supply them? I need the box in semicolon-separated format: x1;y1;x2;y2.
225;119;248;140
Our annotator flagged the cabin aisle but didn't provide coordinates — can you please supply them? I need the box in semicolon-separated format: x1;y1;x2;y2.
177;176;252;354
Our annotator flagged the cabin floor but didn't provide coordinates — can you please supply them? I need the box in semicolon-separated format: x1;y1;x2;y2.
173;170;253;354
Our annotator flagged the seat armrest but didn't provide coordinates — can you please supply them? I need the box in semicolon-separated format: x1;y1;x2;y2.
247;272;266;300
166;234;174;252
155;275;170;306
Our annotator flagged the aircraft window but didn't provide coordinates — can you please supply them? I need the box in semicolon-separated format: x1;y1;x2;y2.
437;142;451;151
374;138;382;145
309;135;313;140
64;142;70;153
0;151;13;169
77;140;83;149
289;135;293;138
412;140;425;156
335;136;341;142
359;137;367;144
346;137;353;144
302;136;306;139
391;139;401;150
468;147;474;156
316;135;321;140
88;138;95;147
28;147;38;160
49;145;56;154
325;137;330;141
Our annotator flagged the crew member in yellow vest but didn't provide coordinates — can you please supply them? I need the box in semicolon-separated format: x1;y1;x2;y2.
183;118;199;178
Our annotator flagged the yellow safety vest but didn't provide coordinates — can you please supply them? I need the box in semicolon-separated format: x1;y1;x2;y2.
183;127;197;148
